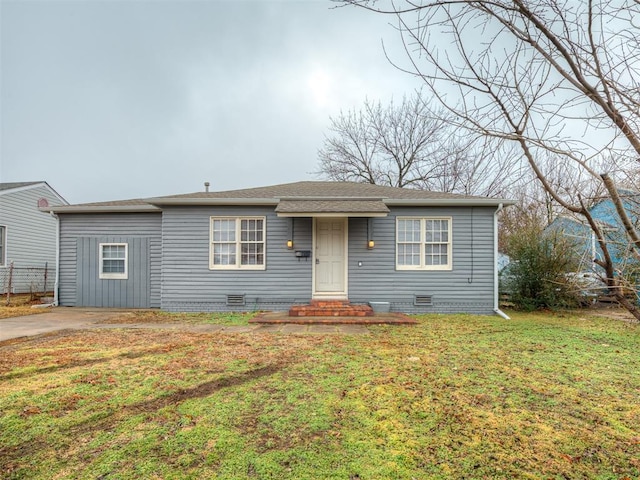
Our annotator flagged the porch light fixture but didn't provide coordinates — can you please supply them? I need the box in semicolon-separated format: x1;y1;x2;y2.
367;218;375;249
287;218;294;249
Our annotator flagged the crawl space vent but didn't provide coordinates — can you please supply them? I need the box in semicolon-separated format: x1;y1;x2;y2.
226;294;245;307
414;295;433;306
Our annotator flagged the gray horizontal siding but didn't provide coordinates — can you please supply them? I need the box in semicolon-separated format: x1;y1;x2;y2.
161;205;497;314
58;205;498;315
161;206;313;312
58;213;162;307
0;185;65;293
348;207;496;314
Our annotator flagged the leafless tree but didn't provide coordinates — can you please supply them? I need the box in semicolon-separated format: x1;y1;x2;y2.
317;91;521;196
339;0;640;319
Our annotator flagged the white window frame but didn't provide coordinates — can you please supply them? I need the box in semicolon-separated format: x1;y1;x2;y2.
209;216;266;270
99;243;128;279
0;225;6;267
396;217;452;271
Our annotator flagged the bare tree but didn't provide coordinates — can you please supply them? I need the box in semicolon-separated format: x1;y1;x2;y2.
339;0;640;319
317;91;521;196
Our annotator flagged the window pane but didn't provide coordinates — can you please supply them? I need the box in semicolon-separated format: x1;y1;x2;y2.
241;243;264;265
103;245;125;259
441;220;449;242
426;244;448;265
241;219;263;242
398;219;420;242
397;243;421;266
213;243;236;265
213;219;235;242
426;219;449;243
103;259;125;273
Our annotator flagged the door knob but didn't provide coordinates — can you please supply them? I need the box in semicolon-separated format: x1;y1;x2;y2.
315;258;320;264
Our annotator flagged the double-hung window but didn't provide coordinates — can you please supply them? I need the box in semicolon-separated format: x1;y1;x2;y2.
396;217;452;270
99;243;128;279
210;217;265;270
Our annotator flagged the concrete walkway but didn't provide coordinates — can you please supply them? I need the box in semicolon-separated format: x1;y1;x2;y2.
0;308;369;342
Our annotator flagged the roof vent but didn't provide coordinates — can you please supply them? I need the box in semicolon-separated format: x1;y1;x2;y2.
414;295;433;306
226;294;245;306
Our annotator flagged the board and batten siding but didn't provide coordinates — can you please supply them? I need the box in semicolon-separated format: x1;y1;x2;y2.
58;213;162;308
347;206;497;315
0;184;66;293
161;206;313;312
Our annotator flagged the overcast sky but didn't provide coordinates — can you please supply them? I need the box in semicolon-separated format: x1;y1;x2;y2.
1;0;422;204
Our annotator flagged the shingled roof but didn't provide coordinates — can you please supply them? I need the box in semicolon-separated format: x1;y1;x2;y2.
148;181;488;202
48;181;512;213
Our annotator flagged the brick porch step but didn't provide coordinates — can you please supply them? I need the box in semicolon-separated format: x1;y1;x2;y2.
250;311;417;325
288;300;374;317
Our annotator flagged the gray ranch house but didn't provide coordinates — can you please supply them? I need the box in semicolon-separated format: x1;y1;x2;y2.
48;181;513;315
1;181;68;294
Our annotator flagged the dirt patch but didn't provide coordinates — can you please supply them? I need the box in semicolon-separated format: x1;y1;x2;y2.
589;308;638;323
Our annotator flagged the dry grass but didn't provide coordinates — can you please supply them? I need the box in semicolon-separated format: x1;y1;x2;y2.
0;310;638;479
0;294;49;319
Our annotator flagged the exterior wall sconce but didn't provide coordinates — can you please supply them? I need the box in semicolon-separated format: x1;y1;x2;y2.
367;239;375;249
367;218;375;249
287;218;295;249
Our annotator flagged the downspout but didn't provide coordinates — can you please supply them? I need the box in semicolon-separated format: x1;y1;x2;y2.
493;203;510;319
50;211;60;306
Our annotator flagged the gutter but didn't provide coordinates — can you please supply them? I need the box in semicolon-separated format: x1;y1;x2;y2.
50;211;60;306
493;203;510;319
385;198;516;207
46;205;160;214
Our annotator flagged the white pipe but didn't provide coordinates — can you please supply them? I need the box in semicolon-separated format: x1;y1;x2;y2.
50;211;60;306
493;203;510;319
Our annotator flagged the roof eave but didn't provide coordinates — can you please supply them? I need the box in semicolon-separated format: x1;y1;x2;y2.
1;181;69;205
276;212;389;218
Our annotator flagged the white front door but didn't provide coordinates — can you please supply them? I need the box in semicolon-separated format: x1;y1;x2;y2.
314;217;347;297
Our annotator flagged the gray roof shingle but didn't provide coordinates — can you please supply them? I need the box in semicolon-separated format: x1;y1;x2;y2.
150;181;485;201
49;181;513;213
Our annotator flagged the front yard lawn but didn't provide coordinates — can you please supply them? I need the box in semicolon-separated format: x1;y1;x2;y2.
0;310;638;479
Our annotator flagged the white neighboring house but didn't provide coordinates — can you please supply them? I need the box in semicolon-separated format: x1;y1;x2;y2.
0;182;68;294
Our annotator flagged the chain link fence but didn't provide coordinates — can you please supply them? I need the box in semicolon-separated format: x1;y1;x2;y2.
1;262;55;303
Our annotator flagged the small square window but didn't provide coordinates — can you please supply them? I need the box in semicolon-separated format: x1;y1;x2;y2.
99;243;128;279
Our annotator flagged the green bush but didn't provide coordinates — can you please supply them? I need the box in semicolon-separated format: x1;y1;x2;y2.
501;225;580;311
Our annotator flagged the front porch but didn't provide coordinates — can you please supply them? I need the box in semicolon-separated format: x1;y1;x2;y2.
250;300;417;325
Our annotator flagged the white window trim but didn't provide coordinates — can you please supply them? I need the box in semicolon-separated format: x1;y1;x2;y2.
99;243;128;279
0;225;6;267
396;216;453;271
209;216;266;270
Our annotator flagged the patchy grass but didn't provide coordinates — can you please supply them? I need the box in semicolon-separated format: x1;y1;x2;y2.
0;294;49;319
102;310;255;326
0;310;638;479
